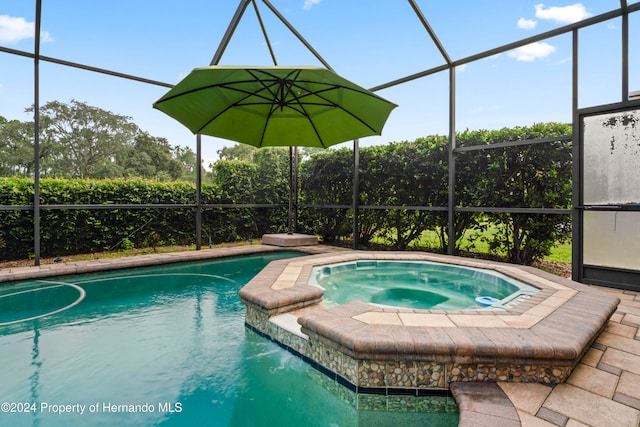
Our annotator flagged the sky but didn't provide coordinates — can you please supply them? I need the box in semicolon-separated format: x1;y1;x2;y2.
1;1;638;167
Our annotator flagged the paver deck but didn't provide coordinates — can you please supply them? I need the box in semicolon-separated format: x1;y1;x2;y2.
458;285;640;427
240;251;620;392
1;245;637;426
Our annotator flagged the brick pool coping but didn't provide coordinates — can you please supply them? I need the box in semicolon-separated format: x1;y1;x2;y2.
0;244;334;284
238;251;621;391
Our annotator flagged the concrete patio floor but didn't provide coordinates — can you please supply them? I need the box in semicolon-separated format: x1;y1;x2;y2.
457;284;640;427
0;244;638;427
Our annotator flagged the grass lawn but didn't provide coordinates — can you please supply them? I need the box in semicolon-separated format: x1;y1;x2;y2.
0;241;254;269
373;227;571;264
1;233;571;277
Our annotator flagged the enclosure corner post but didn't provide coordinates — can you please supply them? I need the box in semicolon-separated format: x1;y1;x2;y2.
571;29;581;282
33;0;42;266
447;66;456;256
352;139;360;250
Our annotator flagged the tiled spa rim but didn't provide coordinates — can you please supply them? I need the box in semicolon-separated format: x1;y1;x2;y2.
238;251;620;395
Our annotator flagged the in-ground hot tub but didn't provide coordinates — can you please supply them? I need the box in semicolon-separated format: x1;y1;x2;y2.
309;260;539;310
239;251;620;395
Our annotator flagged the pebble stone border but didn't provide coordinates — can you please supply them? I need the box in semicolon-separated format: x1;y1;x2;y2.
239;251;621;394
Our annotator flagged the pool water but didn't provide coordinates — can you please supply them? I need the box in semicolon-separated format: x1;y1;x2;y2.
311;260;539;310
0;252;458;427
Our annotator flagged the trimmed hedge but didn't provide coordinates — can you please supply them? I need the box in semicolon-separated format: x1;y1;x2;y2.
0;177;285;260
298;123;572;264
0;123;572;265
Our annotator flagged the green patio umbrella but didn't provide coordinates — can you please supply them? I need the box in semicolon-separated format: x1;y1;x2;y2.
152;66;397;148
153;66;397;234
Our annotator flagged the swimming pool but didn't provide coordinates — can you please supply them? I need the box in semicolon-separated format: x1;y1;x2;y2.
0;252;458;426
309;260;539;310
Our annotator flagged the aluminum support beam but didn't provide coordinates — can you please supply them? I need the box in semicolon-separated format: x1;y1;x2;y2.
454;135;572;152
210;0;252;66
621;4;629;101
260;0;333;71
33;0;42;266
407;0;452;64
447;67;456;255
371;5;639;93
252;0;278;65
571;29;582;282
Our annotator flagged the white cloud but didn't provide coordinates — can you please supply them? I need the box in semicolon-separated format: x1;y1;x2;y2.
553;56;572;65
40;31;53;43
508;42;556;61
471;104;500;114
0;15;52;44
0;15;32;43
303;0;322;10
534;3;592;24
517;18;537;30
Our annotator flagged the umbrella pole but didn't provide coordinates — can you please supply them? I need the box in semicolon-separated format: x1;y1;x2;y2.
293;147;298;231
288;146;293;235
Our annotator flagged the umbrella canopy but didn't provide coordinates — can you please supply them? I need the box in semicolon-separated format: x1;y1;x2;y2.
153;66;397;148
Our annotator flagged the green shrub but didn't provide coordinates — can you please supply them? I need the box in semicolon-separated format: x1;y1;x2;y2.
120;238;135;250
0;177;260;260
0;123;572;265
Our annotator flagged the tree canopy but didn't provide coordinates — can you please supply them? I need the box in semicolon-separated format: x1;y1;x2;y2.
1;100;198;181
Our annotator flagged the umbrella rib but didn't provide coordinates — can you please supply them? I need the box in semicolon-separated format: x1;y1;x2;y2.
293;82;383;135
250;68;383;145
192;70;298;134
154;78;280;106
284;80;329;148
194;79;285;134
252;69;307;147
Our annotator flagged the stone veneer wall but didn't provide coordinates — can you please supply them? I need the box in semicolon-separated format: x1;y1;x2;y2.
308;335;572;391
244;305;459;414
245;305;572;393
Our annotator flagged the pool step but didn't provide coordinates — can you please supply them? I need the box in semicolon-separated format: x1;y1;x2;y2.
262;233;318;247
270;313;309;339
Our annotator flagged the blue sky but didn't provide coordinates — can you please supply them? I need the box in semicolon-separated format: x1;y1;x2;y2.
1;1;638;166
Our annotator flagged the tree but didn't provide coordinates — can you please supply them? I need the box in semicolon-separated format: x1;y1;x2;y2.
0;118;35;176
173;145;200;182
118;132;182;180
216;143;256;162
29;100;139;178
16;100;189;180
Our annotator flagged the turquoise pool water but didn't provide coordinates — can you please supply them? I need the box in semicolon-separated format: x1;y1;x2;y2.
311;260;539;310
0;252;458;427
